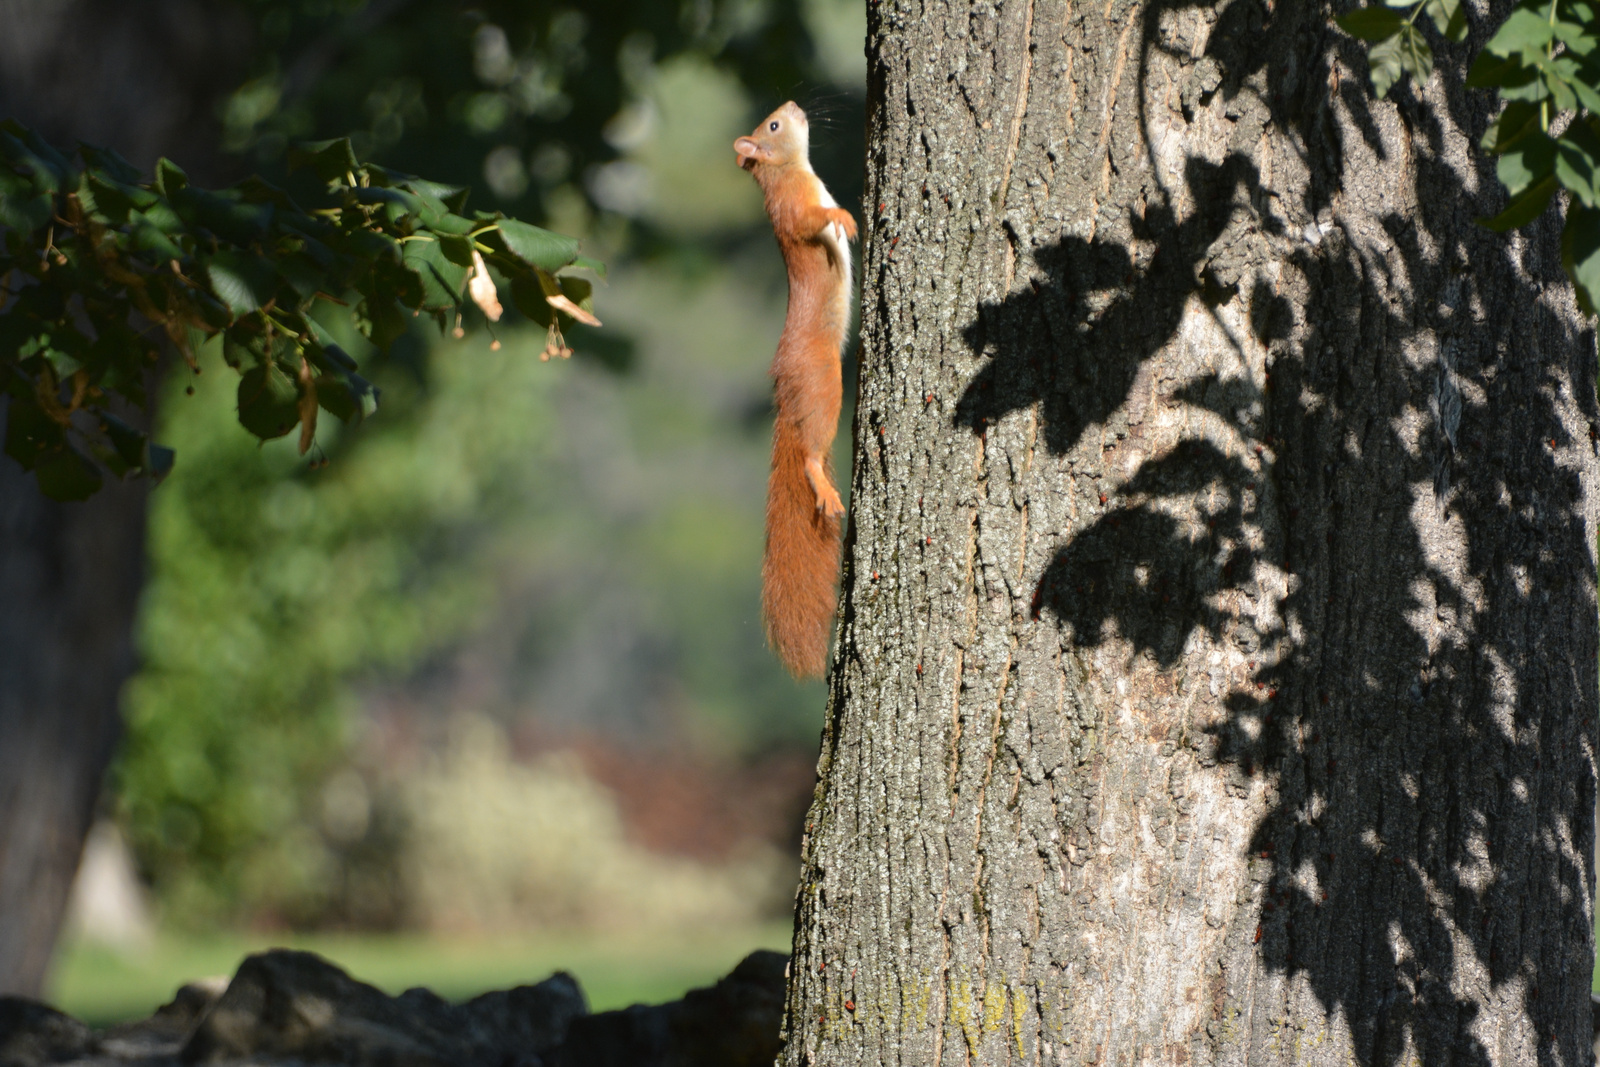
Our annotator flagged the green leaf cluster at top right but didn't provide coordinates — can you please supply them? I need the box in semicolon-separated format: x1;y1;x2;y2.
1341;1;1600;313
1468;2;1600;312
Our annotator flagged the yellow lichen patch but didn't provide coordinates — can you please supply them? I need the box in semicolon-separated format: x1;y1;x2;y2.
950;977;980;1053
908;974;932;1030
1012;983;1029;1058
982;981;1009;1033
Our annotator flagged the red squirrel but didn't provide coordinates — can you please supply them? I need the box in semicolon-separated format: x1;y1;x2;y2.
734;102;857;679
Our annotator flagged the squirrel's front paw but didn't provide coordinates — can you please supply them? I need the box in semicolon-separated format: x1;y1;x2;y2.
829;209;858;242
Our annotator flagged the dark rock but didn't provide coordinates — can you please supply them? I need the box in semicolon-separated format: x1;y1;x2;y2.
458;973;588;1065
11;945;785;1067
549;950;787;1067
667;950;787;1067
97;976;228;1059
154;977;231;1033
181;949;466;1066
0;998;93;1067
551;1003;672;1067
181;949;588;1067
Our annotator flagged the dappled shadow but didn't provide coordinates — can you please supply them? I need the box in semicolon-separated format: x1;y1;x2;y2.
955;153;1268;453
1032;441;1251;666
950;0;1598;1063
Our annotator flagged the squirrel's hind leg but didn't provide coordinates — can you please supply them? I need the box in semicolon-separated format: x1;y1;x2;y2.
805;456;845;518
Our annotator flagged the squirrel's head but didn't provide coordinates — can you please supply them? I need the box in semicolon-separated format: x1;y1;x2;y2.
734;101;809;171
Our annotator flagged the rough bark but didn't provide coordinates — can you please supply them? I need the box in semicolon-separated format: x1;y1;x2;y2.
0;0;245;996
783;2;1599;1066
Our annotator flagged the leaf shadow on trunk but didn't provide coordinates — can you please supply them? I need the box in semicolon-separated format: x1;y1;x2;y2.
947;2;1598;1064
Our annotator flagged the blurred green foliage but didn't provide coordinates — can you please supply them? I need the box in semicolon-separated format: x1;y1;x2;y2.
119;320;564;924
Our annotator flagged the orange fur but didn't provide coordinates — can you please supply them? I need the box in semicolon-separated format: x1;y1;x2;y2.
735;103;856;679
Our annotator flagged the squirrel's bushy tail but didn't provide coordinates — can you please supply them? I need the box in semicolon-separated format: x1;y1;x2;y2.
763;418;842;679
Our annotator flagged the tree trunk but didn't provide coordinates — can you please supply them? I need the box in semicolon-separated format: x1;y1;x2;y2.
0;471;146;995
0;0;244;996
783;2;1599;1065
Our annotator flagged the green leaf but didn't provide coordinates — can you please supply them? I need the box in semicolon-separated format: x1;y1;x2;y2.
141;201;185;234
33;445;102;501
1482;100;1543;155
1571;58;1600;112
0;176;53;231
1543;62;1580;111
128;212;186;261
363;297;409;353
153;157;188;197
277;251;329;299
399;176;467;208
314;375;359;422
1424;0;1468;42
237;361;302;440
1467;51;1528;90
0;125;70;191
288;138;359;184
401;237;467;311
42;341;84;379
571;255;608;278
557;275;595;317
493;218;581;271
430;212;476;237
1556;120;1600;208
1497;131;1557;196
1337;6;1406;41
510;273;554;327
367;253;426;312
1369;24;1432;97
85;171;157;219
206;250;278;316
78;143;143;185
1564;204;1600;315
100;413;149;473
438;232;476;267
171;187;273;245
1479;173;1558;230
351;186;424;226
233;175;301;211
1486;7;1558;56
304;317;360;373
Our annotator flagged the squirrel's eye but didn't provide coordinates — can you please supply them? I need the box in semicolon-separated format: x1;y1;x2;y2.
769;121;780;132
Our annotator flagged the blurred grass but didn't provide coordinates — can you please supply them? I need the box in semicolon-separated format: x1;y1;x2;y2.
48;922;793;1027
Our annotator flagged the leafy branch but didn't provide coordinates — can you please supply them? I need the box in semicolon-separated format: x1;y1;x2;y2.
0;122;602;501
1338;1;1600;312
1338;0;1469;98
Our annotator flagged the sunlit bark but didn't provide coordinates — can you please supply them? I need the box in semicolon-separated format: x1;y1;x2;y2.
783;2;1598;1064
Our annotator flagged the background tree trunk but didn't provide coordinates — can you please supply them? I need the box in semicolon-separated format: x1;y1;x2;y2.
783;2;1598;1065
0;0;244;996
0;474;146;995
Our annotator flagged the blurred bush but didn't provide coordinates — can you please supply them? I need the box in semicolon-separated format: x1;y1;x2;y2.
396;716;787;933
